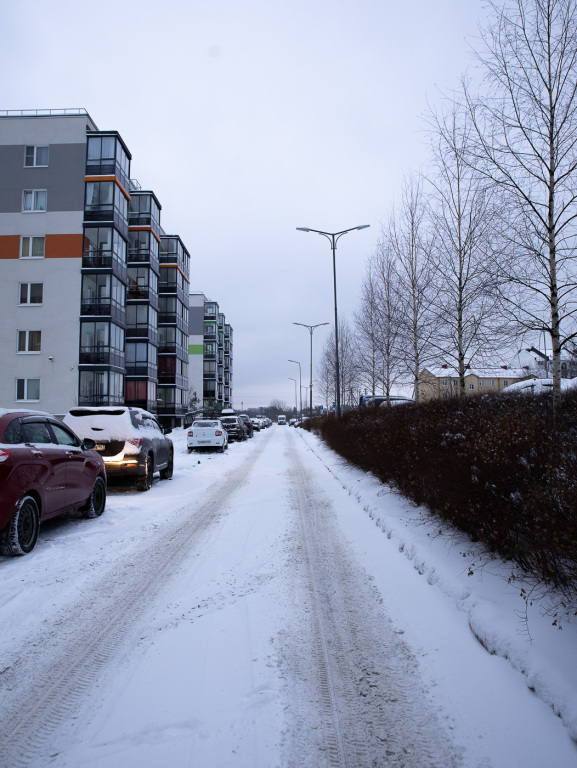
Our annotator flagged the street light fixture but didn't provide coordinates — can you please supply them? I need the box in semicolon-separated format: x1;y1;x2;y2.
288;359;302;421
293;322;329;419
297;225;370;417
288;377;297;418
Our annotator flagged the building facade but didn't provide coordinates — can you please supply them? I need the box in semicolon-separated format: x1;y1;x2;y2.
418;366;531;401
0;109;190;426
187;293;233;413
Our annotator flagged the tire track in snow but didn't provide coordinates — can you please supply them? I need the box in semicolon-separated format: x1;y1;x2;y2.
281;428;462;768
0;432;274;768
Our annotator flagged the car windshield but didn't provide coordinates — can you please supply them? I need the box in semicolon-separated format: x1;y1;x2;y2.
221;417;237;424
193;421;218;428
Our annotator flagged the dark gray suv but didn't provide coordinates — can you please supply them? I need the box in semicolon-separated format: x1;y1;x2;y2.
63;407;173;491
220;415;247;442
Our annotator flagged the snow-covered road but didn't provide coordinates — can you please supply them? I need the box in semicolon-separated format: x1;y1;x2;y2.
0;426;575;767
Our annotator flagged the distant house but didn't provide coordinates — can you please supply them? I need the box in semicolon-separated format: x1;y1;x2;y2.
418;366;532;402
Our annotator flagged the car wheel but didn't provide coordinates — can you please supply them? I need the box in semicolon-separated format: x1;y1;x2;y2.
83;476;106;519
187;447;194;454
2;495;40;556
136;454;154;492
160;451;174;480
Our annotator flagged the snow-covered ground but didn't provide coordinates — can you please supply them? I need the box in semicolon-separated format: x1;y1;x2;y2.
0;425;576;767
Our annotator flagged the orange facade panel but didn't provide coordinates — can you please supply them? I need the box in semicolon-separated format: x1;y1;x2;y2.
45;234;83;259
0;235;20;259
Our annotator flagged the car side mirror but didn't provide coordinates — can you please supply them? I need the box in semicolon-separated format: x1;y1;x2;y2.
82;438;96;450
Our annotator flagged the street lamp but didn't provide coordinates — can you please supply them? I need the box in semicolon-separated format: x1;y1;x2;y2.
288;359;302;421
293;322;329;419
288;377;297;418
297;225;370;417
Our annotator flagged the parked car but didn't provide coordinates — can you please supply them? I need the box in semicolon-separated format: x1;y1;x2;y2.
63;407;173;492
0;409;106;556
250;417;261;432
220;415;247;442
238;414;254;438
360;395;414;407
379;396;415;407
187;420;228;452
277;415;286;425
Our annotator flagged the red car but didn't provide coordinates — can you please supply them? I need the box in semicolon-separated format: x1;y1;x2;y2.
0;409;106;556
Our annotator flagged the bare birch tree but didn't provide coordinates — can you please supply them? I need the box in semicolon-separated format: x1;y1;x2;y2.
464;0;577;410
355;241;405;400
317;319;360;409
387;175;437;402
425;101;506;395
355;261;384;400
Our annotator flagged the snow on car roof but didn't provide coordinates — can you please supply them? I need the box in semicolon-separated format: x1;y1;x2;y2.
0;408;52;419
63;407;162;441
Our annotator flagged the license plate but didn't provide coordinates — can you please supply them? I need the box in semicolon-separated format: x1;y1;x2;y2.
198;440;211;444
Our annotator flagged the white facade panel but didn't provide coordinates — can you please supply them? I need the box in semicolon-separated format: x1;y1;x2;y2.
0;258;81;415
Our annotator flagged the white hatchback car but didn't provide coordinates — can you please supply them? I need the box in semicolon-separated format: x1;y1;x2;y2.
187;420;229;453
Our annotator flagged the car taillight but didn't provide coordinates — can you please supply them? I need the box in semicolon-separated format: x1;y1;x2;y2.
0;448;10;463
187;430;193;436
128;438;143;447
215;430;222;436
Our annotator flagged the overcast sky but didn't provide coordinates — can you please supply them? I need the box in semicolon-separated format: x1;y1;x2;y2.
2;0;488;409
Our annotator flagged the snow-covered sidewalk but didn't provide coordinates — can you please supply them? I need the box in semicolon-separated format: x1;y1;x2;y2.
297;427;577;745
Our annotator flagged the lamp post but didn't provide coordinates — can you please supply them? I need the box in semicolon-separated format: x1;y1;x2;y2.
288;377;297;418
288;359;302;421
293;322;329;419
297;225;370;417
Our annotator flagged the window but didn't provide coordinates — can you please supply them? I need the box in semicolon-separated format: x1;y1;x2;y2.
86;135;130;189
50;423;79;447
469;383;475;390
79;370;124;405
126;379;156;403
20;236;45;259
126;303;157;331
24;146;49;167
19;283;43;305
503;380;509;387
22;190;47;212
16;378;40;401
490;380;495;387
479;380;484;387
17;330;41;353
81;274;124;310
442;379;448;386
21;421;51;442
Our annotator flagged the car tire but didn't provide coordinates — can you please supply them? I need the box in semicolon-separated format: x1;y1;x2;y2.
82;476;106;519
136;454;154;492
2;495;40;556
187;447;194;454
160;451;174;480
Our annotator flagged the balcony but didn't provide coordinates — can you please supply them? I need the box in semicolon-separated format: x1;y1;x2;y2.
80;299;125;324
79;348;124;368
125;326;158;344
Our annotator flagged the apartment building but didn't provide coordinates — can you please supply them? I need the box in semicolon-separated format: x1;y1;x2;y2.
188;293;233;413
0;109;190;426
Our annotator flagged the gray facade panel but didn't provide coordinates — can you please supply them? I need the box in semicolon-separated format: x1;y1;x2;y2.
188;305;205;335
0;143;86;214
